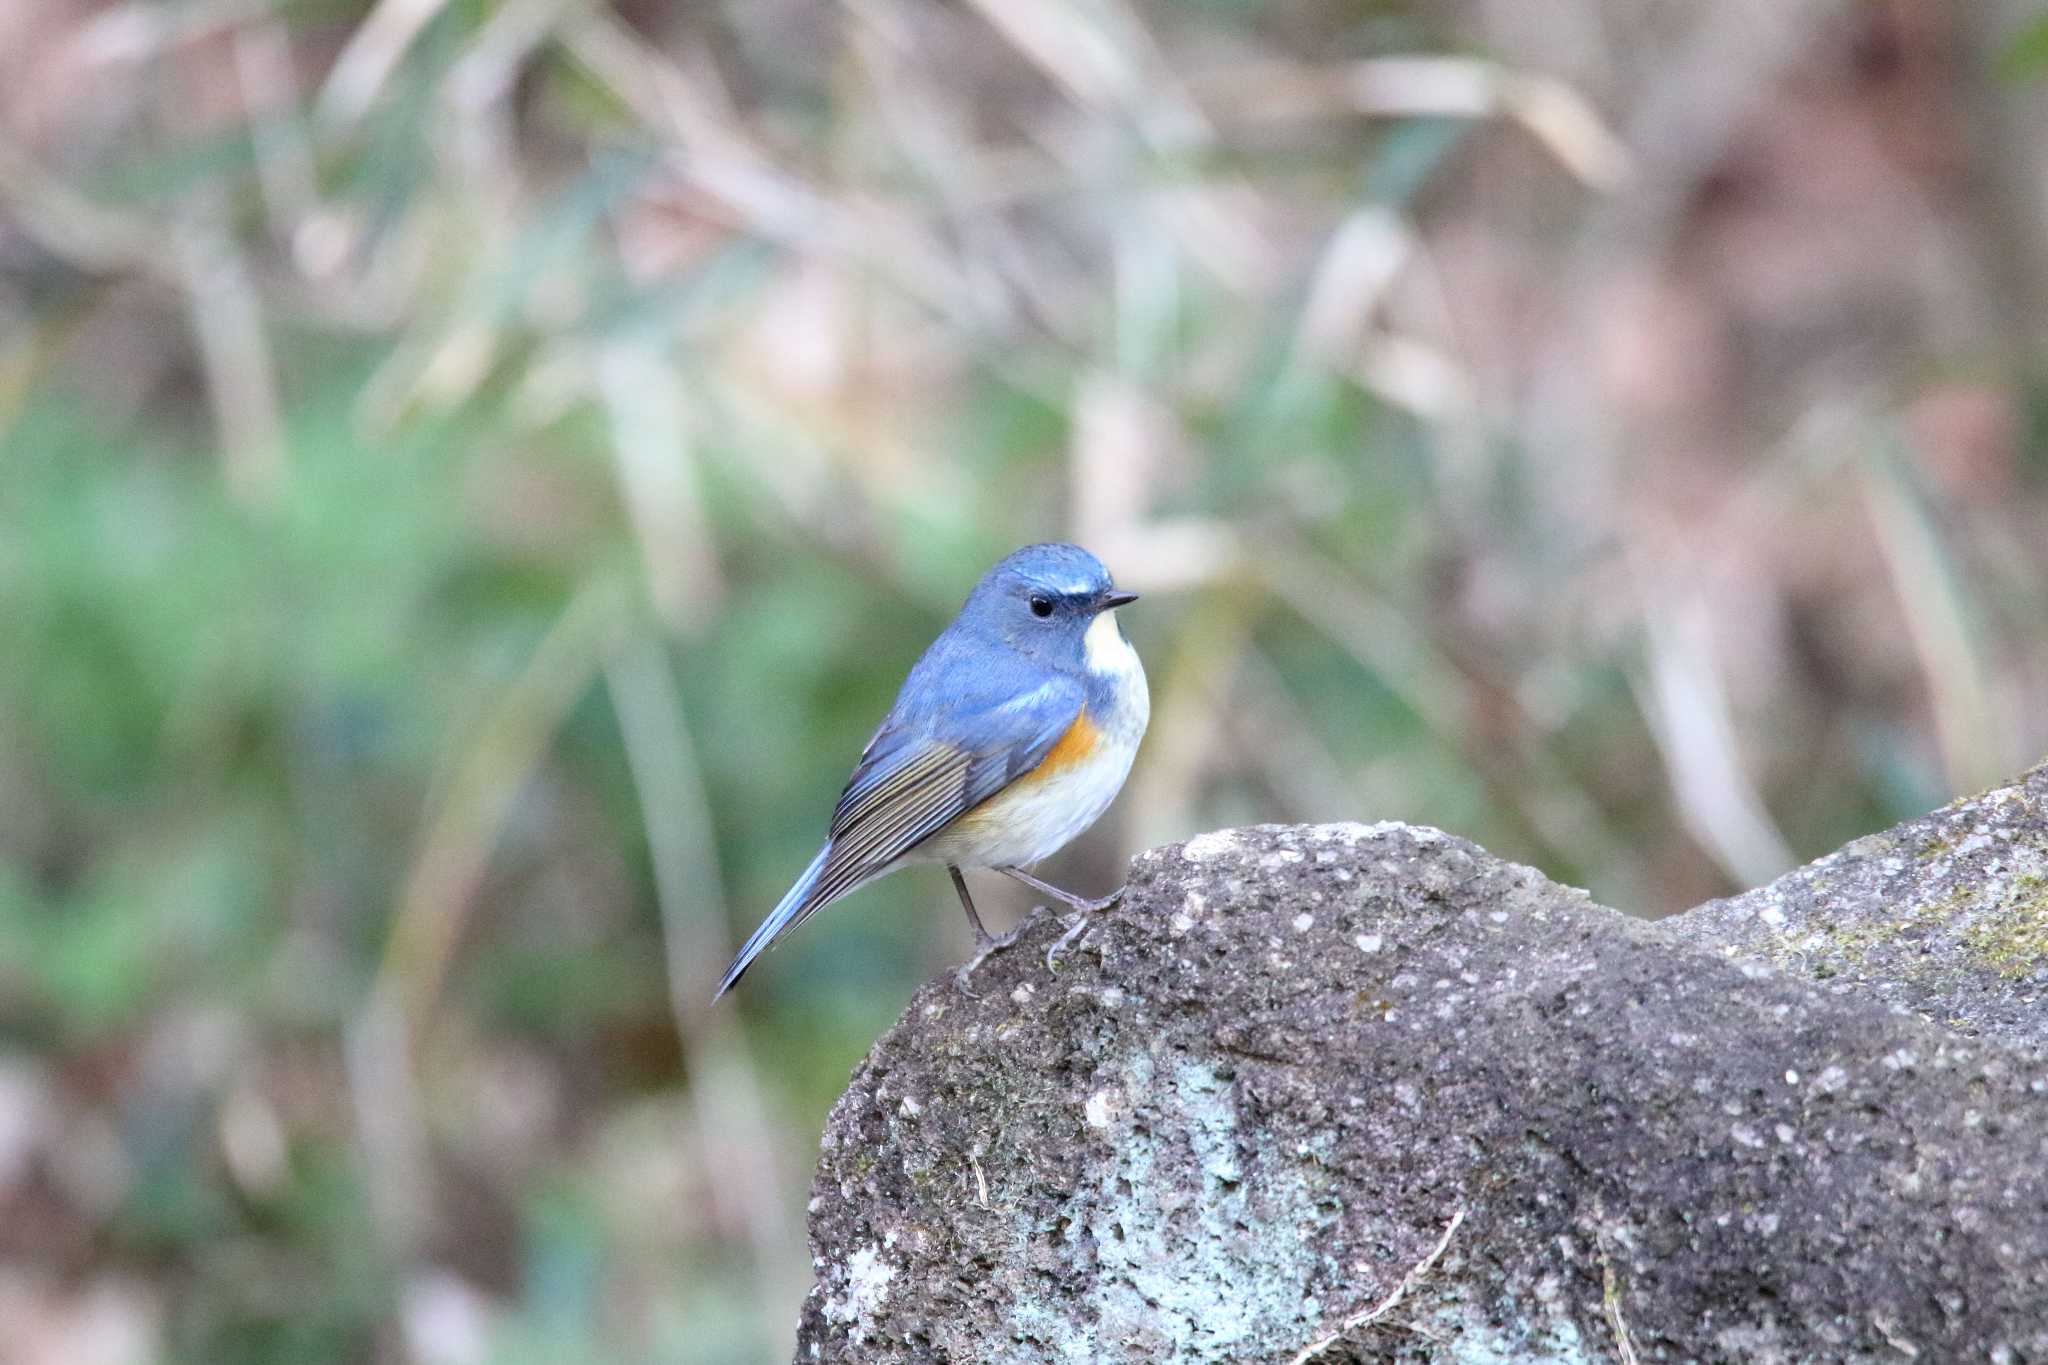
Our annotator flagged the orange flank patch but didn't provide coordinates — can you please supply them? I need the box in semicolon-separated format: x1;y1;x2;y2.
1026;710;1100;782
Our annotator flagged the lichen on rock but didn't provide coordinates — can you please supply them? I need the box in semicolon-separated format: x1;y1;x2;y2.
796;813;2048;1362
1669;758;2048;1051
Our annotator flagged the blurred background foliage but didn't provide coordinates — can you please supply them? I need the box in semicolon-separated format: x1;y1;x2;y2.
2;0;2047;1360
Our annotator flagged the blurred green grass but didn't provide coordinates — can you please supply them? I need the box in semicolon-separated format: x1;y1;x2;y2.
2;0;2047;1360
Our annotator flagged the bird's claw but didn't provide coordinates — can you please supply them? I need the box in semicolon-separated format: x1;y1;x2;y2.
1045;880;1128;971
954;923;1029;995
955;887;1125;989
1044;913;1094;972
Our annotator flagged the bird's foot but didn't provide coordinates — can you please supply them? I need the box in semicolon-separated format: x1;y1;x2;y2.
1044;913;1091;972
1045;884;1125;972
953;921;1033;995
1069;886;1123;914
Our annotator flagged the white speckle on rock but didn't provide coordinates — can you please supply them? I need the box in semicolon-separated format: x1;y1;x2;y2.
1817;1065;1849;1093
1011;982;1036;1006
1883;1048;1918;1072
1489;911;1510;924
1084;1090;1117;1128
1785;1070;1800;1085
1775;1123;1796;1144
1182;830;1242;862
1354;934;1383;954
1293;913;1315;932
1170;912;1194;936
898;1095;921;1119
1760;904;1787;928
823;1245;897;1330
1309;821;1383;845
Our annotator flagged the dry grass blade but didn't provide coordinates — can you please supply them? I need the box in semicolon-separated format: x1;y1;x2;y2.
174;199;288;506
1636;588;1794;887
596;340;724;631
603;635;807;1329
68;0;273;68
377;578;628;1034
1290;1206;1467;1364
1292;207;1413;365
234;22;322;237
1197;57;1631;188
317;0;456;130
564;12;979;322
343;579;628;1277
1862;443;2007;795
446;0;575;114
958;0;1206;147
0;138;162;277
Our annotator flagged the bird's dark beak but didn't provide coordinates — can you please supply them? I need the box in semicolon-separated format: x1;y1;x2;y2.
1099;589;1139;610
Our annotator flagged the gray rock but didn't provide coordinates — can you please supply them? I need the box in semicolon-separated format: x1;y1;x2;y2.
795;821;2048;1363
1665;759;2048;1054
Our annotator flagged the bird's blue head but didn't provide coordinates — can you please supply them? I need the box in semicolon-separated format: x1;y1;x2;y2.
955;543;1138;667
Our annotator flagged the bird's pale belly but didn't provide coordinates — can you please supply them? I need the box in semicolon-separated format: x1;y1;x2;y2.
924;727;1140;868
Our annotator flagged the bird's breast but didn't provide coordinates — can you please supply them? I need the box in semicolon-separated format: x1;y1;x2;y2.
923;611;1148;870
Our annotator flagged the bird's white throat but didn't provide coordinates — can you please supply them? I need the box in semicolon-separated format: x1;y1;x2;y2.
1084;608;1140;681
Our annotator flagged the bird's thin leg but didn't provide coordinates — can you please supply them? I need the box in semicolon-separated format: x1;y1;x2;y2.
951;865;1028;993
997;865;1122;914
998;866;1122;970
951;865;995;943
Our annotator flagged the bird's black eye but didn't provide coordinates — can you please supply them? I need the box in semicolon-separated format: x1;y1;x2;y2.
1028;594;1054;618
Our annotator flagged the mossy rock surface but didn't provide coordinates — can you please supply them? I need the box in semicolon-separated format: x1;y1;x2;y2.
1670;758;2048;1052
798;819;2048;1363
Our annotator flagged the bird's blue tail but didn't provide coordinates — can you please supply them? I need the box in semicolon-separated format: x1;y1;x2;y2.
713;843;831;999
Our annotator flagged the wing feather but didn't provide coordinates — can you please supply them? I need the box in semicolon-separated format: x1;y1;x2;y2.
777;677;1083;938
714;673;1087;993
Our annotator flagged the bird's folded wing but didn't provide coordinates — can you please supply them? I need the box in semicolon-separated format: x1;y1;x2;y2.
800;676;1085;914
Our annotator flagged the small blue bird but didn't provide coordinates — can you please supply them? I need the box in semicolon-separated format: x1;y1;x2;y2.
715;544;1149;998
